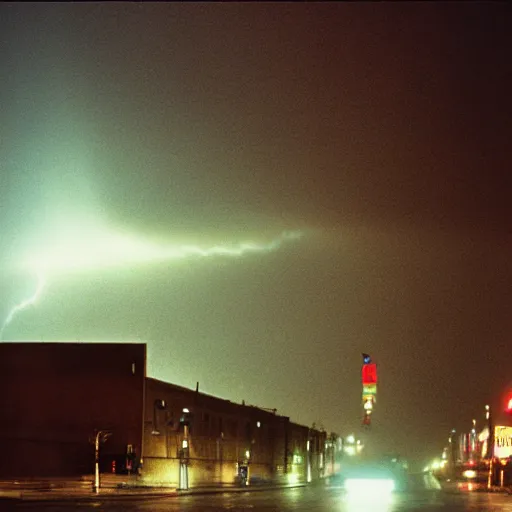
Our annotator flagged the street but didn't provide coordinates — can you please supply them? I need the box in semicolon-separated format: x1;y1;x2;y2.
7;475;512;512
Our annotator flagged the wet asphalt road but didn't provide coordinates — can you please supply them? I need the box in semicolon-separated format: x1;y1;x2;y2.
6;475;512;511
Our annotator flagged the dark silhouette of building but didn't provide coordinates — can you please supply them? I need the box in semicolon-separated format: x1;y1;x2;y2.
0;342;145;478
0;342;338;485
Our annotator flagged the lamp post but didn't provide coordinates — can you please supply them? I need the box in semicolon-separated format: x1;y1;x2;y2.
448;429;456;476
470;419;476;462
486;404;494;489
306;434;312;483
92;430;112;494
179;408;190;490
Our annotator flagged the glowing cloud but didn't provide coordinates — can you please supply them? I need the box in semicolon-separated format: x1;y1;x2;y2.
22;229;303;275
1;227;303;338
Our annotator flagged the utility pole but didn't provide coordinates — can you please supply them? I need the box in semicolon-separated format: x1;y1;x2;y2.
448;429;457;478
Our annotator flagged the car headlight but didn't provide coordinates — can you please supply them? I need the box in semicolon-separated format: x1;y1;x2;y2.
345;478;395;494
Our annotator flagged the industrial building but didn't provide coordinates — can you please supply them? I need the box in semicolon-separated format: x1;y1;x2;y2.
0;342;340;487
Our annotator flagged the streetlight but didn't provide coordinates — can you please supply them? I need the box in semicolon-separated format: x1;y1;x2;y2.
486;404;494;489
448;429;457;471
179;407;191;490
306;435;312;483
91;430;112;494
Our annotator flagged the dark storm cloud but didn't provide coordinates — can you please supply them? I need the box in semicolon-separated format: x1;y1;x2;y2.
1;2;511;463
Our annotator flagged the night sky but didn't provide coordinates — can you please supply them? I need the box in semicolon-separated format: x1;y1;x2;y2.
1;3;511;465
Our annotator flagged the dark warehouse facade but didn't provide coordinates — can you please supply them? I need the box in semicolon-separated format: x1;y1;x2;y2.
0;342;340;486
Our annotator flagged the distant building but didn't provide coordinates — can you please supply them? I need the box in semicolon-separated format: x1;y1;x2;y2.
0;342;339;486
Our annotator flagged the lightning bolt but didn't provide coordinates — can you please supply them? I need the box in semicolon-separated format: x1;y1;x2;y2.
2;228;303;338
1;271;46;340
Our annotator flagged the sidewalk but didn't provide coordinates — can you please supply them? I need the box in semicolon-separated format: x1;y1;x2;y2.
0;479;306;503
439;478;512;494
0;476;177;503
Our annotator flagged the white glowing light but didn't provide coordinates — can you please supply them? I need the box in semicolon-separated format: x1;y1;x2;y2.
344;478;395;509
344;446;356;456
0;272;46;339
287;473;299;485
463;470;477;479
23;229;303;276
345;478;395;494
364;399;373;411
2;226;303;338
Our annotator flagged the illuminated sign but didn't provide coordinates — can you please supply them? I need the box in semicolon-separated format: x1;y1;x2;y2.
363;383;377;395
363;398;374;411
494;426;512;459
362;363;377;385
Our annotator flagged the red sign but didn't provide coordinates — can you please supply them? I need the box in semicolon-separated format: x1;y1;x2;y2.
362;363;378;385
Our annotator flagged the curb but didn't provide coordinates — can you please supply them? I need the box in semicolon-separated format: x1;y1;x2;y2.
177;483;306;496
0;492;178;505
0;483;307;504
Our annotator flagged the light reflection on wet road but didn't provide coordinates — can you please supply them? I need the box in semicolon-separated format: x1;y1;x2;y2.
8;475;512;512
